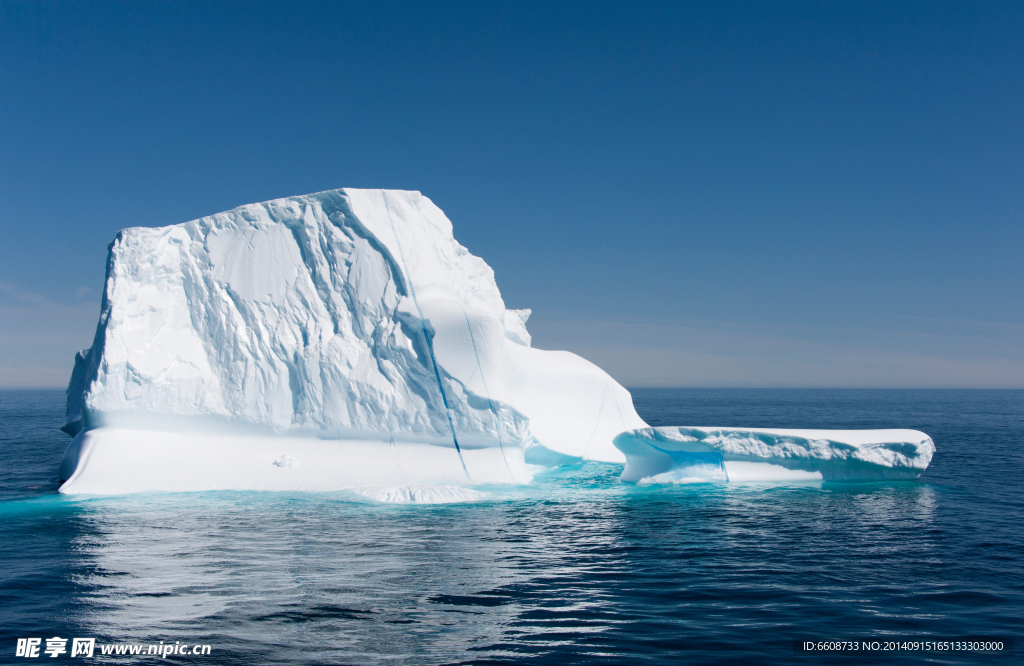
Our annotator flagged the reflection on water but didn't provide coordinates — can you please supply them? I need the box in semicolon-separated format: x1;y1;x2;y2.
2;389;1022;665
71;492;528;663
39;471;998;666
67;470;644;664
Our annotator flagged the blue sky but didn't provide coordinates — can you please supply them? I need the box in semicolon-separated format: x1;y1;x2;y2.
1;1;1021;388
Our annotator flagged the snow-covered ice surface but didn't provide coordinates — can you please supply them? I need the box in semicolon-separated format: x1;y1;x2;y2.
614;427;935;483
60;189;646;496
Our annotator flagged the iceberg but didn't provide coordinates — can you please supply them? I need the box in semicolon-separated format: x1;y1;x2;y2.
59;188;647;495
614;427;936;484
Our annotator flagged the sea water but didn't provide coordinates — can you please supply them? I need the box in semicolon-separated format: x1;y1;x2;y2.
0;389;1020;664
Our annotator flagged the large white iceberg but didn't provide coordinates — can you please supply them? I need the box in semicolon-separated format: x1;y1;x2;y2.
614;427;935;483
59;188;647;495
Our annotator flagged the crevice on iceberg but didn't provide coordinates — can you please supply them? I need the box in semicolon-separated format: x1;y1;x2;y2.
377;191;469;477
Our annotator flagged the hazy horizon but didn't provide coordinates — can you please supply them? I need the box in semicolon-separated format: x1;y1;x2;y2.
2;1;1021;389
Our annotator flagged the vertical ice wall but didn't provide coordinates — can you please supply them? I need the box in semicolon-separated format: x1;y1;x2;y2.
63;188;647;463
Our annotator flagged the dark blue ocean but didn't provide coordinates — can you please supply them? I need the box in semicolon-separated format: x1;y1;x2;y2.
0;389;1020;664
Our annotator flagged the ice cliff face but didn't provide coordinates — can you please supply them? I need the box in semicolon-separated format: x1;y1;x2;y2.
64;189;645;463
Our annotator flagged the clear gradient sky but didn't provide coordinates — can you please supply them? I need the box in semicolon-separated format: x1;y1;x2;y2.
1;1;1022;388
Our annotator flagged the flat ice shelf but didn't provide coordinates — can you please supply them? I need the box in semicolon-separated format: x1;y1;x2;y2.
614;427;935;483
